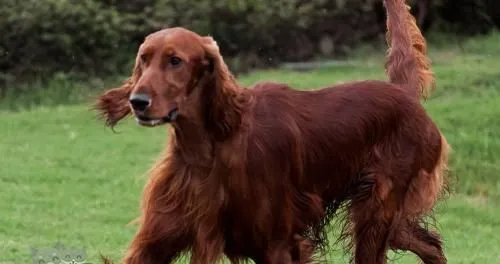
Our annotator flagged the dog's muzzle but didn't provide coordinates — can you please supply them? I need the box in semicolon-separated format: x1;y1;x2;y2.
135;107;179;127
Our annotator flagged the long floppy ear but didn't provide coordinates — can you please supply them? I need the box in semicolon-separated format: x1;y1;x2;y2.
200;37;242;139
201;37;235;84
94;60;141;128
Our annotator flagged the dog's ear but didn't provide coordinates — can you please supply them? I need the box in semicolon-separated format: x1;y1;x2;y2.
201;36;234;88
95;81;133;127
200;36;242;138
94;60;141;128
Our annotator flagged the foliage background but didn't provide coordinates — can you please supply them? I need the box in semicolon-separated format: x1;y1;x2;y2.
1;0;499;89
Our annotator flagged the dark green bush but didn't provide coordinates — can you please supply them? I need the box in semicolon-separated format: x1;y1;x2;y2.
1;0;499;89
149;0;383;71
0;0;138;82
0;0;385;85
434;0;500;35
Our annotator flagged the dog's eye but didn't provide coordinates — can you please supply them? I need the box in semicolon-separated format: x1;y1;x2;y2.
169;56;182;67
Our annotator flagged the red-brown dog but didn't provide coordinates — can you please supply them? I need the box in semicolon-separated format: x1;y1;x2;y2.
96;0;450;263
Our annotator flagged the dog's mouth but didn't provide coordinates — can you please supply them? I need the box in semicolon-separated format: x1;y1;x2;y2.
135;108;179;127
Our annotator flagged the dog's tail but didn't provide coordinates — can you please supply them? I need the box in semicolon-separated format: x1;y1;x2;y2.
384;0;435;99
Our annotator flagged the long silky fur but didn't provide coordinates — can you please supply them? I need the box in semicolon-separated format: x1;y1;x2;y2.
95;1;450;263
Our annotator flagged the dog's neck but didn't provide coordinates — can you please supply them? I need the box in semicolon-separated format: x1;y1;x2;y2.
171;77;250;166
171;118;213;166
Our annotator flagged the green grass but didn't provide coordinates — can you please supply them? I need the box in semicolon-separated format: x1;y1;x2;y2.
1;33;500;263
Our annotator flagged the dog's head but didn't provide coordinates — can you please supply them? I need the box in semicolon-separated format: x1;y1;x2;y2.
95;27;229;128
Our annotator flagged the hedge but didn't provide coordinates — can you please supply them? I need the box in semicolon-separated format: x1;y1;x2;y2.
1;0;499;86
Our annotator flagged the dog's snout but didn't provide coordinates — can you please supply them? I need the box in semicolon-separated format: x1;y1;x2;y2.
129;93;151;112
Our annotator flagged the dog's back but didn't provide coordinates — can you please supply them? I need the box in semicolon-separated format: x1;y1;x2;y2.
246;77;442;196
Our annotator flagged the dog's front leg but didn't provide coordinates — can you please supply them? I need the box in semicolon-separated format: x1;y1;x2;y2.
122;211;192;264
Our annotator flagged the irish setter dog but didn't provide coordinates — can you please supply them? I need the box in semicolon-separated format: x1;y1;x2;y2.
96;0;450;263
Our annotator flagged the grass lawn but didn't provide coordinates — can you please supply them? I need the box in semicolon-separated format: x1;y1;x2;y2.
1;33;500;263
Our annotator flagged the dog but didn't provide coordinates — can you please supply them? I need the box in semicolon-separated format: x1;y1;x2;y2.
96;0;450;263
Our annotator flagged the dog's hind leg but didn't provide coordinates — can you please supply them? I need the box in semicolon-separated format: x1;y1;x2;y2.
389;220;446;264
348;172;399;264
389;139;449;264
388;135;449;264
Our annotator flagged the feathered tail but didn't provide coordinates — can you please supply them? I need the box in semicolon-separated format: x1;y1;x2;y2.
384;0;435;99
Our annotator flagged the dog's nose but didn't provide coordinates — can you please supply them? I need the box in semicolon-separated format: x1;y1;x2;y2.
129;93;151;112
